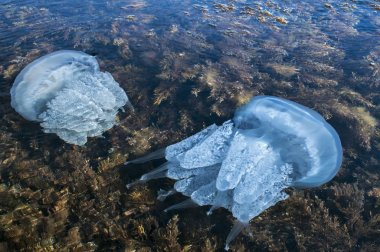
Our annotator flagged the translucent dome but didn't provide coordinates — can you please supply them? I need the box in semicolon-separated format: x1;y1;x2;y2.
233;96;343;188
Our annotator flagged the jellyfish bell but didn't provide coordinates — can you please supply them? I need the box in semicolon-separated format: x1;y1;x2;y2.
232;95;343;188
11;50;99;121
10;50;132;146
126;95;343;250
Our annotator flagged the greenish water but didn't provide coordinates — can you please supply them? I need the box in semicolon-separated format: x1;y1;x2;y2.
0;0;379;251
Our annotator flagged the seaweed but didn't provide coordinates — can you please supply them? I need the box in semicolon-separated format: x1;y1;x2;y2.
1;0;380;250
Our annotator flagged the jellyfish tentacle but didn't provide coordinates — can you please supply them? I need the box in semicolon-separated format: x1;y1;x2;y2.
125;100;135;112
225;221;248;251
125;148;166;165
140;162;169;180
126;179;145;189
164;199;198;212
126;162;169;189
157;189;177;201
207;205;219;216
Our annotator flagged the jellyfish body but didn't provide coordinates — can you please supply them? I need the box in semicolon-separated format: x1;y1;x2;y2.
10;50;131;145
127;96;343;249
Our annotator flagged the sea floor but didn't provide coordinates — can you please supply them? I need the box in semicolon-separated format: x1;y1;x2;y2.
0;0;379;251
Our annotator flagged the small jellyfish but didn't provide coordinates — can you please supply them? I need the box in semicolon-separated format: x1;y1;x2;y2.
10;50;132;145
127;95;343;249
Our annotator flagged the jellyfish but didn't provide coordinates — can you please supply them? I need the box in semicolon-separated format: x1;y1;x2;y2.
10;50;132;146
126;95;343;249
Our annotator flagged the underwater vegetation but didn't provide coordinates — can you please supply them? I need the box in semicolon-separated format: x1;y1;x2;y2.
10;50;131;146
0;0;380;251
127;95;343;249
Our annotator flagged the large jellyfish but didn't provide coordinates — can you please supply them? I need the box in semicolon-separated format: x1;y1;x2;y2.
10;50;131;145
126;95;343;249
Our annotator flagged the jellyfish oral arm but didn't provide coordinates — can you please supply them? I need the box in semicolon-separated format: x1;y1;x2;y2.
224;221;248;251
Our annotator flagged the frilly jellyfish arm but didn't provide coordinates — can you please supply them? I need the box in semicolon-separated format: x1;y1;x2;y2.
10;50;130;145
126;95;343;250
165;123;219;161
125;124;219;165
